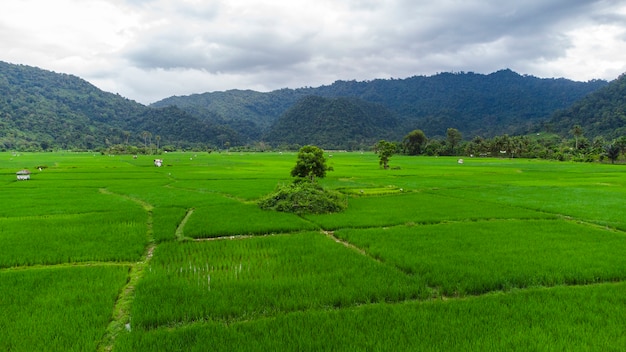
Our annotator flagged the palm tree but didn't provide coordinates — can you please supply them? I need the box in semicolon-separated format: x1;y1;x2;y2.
446;128;462;155
571;125;583;150
141;131;149;149
605;144;620;164
123;131;131;145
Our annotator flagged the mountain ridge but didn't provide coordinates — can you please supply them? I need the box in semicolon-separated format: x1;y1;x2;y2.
153;69;608;146
540;73;626;139
0;60;616;151
0;61;240;150
265;96;400;149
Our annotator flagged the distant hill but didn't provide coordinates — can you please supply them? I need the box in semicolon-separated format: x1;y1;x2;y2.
152;88;310;142
540;73;626;139
0;61;239;150
0;60;614;151
153;70;608;144
265;96;399;149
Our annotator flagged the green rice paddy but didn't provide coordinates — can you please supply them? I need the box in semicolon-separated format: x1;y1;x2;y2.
1;151;625;351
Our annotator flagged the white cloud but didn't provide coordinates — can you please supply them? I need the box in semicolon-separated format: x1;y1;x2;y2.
1;0;138;76
530;23;626;81
1;0;625;104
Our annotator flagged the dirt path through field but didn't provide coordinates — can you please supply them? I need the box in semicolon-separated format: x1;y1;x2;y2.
322;230;368;256
175;208;195;241
96;189;155;352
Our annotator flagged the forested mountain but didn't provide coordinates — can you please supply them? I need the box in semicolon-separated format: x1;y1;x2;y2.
540;73;626;139
154;70;608;144
0;60;615;151
152;88;311;143
0;61;239;150
265;96;400;149
309;70;608;138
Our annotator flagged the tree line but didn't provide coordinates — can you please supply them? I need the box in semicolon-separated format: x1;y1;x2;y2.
394;127;626;163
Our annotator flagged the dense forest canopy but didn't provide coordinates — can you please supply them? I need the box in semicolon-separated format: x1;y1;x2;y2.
265;96;400;150
154;69;608;147
541;73;626;139
0;61;239;151
0;60;621;153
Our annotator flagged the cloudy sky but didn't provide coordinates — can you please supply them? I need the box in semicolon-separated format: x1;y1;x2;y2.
2;0;625;104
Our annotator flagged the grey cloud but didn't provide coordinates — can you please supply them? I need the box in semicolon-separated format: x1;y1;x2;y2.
124;0;603;77
174;2;222;20
361;0;601;68
24;0;623;103
122;10;316;73
125;32;312;73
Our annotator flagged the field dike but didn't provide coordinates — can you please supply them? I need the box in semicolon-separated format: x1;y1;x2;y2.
96;189;155;352
323;230;368;256
324;217;626;302
175;208;195;241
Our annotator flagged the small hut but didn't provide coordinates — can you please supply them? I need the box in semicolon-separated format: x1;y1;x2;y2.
16;170;31;180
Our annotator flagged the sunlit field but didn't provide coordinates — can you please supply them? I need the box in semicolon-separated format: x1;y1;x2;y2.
1;151;625;351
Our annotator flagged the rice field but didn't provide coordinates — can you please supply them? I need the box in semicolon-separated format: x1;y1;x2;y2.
117;282;626;351
0;265;130;352
183;201;319;238
335;219;626;295
1;151;625;351
131;232;426;329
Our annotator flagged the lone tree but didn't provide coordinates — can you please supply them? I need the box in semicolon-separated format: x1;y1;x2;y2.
446;128;463;155
290;145;333;182
259;145;345;214
402;129;428;155
374;140;397;169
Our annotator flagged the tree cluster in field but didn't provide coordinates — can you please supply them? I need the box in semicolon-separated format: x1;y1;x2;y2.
258;180;347;215
259;146;347;214
394;128;626;164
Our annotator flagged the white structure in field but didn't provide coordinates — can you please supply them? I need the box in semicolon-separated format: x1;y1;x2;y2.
16;170;30;180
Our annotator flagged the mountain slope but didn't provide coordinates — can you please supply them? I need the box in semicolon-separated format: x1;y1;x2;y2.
265;96;399;149
542;73;626;139
0;61;239;150
152;88;309;142
1;60;614;151
153;69;608;140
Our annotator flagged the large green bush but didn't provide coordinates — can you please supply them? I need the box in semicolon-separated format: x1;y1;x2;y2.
258;180;347;215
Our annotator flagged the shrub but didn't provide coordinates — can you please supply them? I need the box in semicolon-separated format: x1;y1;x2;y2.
258;180;347;214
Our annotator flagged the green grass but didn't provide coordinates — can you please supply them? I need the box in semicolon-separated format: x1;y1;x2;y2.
0;265;130;352
172;178;287;199
338;185;405;195
0;209;147;267
0;187;145;217
432;185;626;230
335;219;626;296
131;232;426;328
152;206;189;242
116;282;626;351
305;191;554;230
183;200;319;238
2;152;626;351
